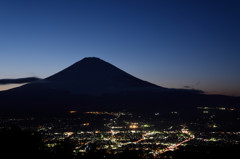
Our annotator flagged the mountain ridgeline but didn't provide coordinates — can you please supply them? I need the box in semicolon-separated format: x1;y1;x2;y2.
0;57;239;114
45;57;163;95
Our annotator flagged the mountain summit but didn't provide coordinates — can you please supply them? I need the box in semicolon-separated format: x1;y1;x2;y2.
42;57;162;95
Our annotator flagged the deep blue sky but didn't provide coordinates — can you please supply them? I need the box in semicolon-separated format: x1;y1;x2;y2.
0;0;240;96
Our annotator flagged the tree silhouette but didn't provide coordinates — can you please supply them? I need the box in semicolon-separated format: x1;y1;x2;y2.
0;125;49;159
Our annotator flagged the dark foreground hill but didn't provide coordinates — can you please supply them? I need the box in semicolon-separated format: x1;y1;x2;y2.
0;57;239;114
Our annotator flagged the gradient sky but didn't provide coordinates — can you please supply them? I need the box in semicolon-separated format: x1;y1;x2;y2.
0;0;240;96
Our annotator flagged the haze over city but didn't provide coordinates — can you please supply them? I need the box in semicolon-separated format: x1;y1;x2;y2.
0;0;240;96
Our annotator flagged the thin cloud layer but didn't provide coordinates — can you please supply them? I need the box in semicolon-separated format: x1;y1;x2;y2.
0;77;41;85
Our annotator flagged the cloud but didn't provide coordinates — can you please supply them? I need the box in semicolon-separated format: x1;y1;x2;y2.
0;77;41;85
184;86;191;89
184;81;201;89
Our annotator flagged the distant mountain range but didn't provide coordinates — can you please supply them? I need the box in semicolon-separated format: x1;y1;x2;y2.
0;57;239;114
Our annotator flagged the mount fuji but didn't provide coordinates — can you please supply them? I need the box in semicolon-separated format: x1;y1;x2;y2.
0;57;239;114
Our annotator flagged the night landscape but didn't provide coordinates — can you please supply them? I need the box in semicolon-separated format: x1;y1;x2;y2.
0;1;240;159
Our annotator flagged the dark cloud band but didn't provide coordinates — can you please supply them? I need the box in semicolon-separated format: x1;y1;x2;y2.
0;77;41;85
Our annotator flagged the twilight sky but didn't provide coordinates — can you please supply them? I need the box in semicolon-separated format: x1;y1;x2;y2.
0;0;240;96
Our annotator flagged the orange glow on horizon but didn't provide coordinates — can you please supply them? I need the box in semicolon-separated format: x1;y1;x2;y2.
0;84;26;91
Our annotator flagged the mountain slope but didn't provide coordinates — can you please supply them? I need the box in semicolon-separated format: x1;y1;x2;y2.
44;57;164;95
0;57;239;114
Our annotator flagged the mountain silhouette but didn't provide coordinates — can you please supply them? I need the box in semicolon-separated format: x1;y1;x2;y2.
44;57;164;95
0;57;239;114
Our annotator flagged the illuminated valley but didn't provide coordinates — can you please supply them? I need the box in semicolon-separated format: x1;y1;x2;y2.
1;106;240;158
